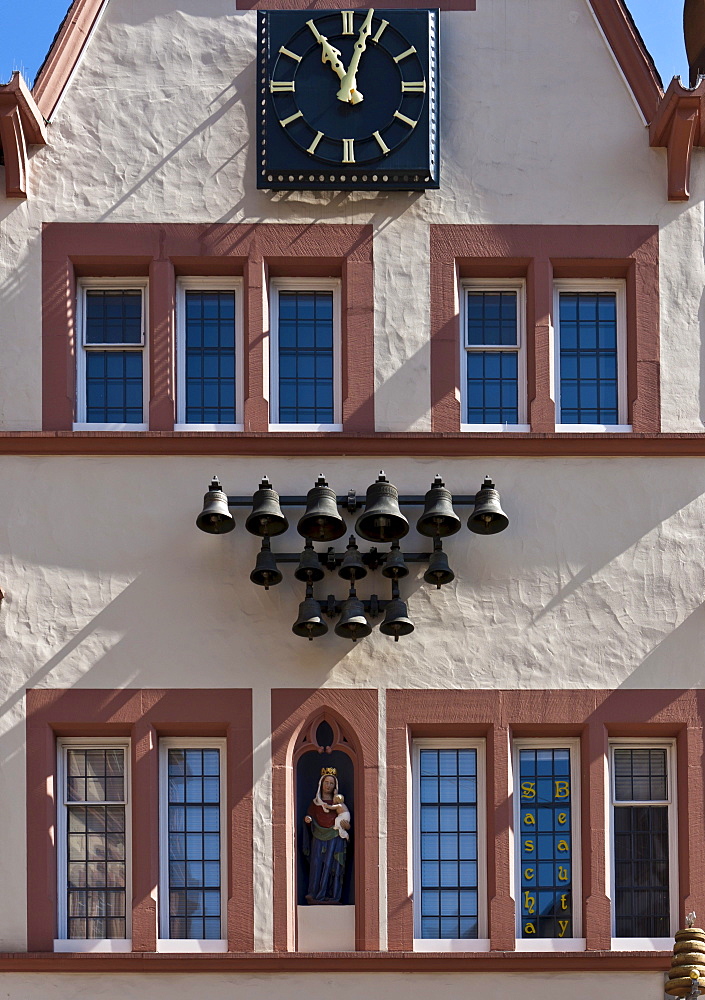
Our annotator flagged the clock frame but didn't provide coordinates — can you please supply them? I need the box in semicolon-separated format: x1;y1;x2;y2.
257;8;439;191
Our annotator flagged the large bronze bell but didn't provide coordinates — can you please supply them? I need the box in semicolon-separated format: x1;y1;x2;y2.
416;476;462;538
334;593;372;641
355;472;409;542
245;477;289;537
294;540;325;583
424;542;455;589
382;541;409;579
292;596;328;640
379;598;415;641
250;539;282;589
297;476;347;541
338;536;368;581
196;477;235;534
468;478;509;534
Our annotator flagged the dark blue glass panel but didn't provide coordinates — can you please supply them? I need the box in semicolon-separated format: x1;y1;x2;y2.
85;290;142;345
466;351;518;424
418;748;478;939
168;748;221;939
559;292;618;424
85;351;142;423
184;291;237;424
466;291;518;346
278;291;334;423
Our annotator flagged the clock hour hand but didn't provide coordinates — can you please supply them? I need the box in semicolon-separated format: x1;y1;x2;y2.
336;8;374;105
306;19;347;83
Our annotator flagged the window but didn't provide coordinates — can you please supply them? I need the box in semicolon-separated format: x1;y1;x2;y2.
269;278;342;430
175;278;243;430
609;741;676;945
158;739;227;950
413;739;487;949
461;280;528;431
75;279;148;430
56;739;131;950
553;279;629;431
513;739;581;947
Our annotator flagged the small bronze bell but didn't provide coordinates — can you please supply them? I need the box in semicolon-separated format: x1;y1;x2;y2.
292;596;328;640
382;541;409;579
416;476;462;538
245;477;289;537
297;476;347;541
338;536;368;581
294;540;325;583
355;472;409;542
424;541;455;589
196;477;235;534
468;478;509;534
334;592;372;641
379;598;415;641
249;539;282;589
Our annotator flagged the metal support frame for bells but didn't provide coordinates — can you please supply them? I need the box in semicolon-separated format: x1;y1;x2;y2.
196;471;509;643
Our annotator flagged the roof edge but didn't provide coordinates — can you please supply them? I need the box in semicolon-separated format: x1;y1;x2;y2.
32;0;106;120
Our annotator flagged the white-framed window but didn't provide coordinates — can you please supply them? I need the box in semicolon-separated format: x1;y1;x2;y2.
412;739;488;951
552;278;630;432
75;278;148;431
268;277;342;431
608;739;677;949
460;278;529;432
175;277;244;431
512;738;583;950
158;738;227;952
55;738;132;953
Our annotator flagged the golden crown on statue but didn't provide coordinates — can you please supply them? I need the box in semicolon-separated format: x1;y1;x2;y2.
321;767;337;776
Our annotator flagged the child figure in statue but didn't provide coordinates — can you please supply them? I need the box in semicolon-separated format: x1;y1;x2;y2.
303;768;351;904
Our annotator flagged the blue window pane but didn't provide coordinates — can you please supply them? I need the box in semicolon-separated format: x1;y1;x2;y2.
85;351;142;423
466;351;519;424
466;291;518;346
278;290;335;423
85;290;142;345
184;291;237;423
559;292;618;424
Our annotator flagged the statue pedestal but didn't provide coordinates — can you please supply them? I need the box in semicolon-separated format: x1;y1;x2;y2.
297;905;355;952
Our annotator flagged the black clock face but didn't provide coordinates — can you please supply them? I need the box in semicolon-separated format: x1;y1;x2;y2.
258;9;439;191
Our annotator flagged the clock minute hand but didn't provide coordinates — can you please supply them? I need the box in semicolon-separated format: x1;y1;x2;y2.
306;20;346;81
336;8;374;105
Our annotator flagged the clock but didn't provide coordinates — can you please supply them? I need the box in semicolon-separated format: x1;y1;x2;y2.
257;8;439;190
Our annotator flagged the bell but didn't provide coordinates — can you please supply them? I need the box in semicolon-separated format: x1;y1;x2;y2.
334;595;372;641
416;476;462;538
382;541;409;579
379;598;415;641
424;544;455;589
294;540;325;583
245;477;288;537
249;540;282;589
297;476;347;541
292;597;328;640
468;478;509;534
338;536;368;581
196;477;235;534
355;472;409;542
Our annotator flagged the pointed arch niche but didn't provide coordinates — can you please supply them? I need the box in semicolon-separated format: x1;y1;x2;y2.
271;689;379;952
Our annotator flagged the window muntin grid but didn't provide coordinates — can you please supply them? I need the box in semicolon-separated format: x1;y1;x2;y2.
184;291;236;424
166;748;222;940
64;748;127;940
84;290;142;345
463;289;521;425
418;748;479;939
611;747;671;938
277;290;334;424
518;748;573;939
558;291;618;424
85;351;143;424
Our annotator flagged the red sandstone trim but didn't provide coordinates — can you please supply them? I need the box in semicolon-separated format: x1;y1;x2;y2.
32;0;106;120
650;78;705;201
430;225;660;434
271;690;379;952
386;690;703;953
25;689;253;953
41;224;374;434
0;73;47;198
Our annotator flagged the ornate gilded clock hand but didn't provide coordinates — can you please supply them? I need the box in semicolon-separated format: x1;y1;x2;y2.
306;19;347;83
336;8;374;104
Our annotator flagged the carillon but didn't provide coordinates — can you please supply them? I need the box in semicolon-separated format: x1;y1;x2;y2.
196;471;509;643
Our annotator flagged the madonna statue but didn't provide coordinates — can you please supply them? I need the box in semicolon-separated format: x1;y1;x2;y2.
302;767;351;904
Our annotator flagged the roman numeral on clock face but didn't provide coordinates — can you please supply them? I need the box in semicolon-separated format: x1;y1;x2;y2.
278;46;301;62
307;131;324;154
342;138;355;163
270;80;295;92
394;110;417;127
279;110;303;127
393;46;416;63
341;10;354;33
401;81;426;92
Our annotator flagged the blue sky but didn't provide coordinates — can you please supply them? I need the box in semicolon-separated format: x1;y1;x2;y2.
0;0;689;90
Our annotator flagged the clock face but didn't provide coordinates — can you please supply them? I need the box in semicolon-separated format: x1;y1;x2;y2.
258;9;439;191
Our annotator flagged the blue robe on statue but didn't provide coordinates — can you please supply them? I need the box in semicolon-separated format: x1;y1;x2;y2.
302;802;347;904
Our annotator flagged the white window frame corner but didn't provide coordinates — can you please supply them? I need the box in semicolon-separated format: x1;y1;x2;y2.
268;277;343;432
74;277;149;432
157;736;228;952
552;277;631;434
174;276;244;432
412;737;489;951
